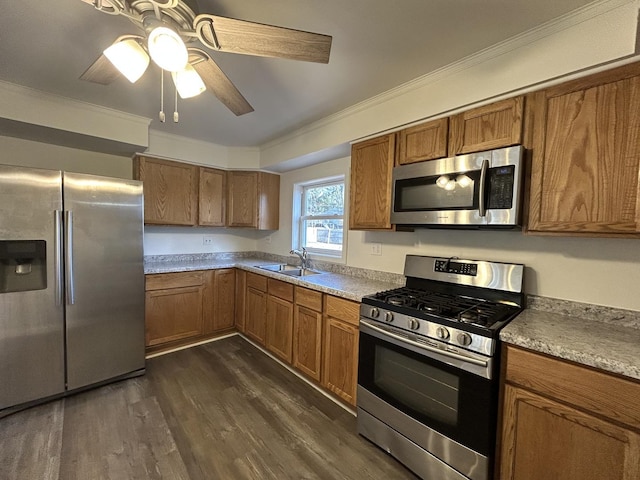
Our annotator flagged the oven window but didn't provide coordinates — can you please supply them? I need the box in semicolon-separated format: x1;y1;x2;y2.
374;345;459;425
358;329;497;456
394;171;480;211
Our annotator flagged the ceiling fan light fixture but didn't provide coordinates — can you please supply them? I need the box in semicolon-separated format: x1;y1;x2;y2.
103;39;149;83
172;64;207;98
147;26;188;72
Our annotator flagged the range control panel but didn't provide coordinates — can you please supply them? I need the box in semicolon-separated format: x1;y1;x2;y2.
435;260;478;276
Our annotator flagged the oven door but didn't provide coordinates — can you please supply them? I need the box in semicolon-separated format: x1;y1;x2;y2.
357;321;498;458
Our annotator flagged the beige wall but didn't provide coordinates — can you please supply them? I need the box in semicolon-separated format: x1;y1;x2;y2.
263;158;640;312
0;135;133;179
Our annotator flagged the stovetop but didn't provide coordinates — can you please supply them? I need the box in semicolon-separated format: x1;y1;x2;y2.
364;286;520;330
359;255;525;356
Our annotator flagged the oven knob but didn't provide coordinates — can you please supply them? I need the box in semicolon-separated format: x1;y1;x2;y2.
457;333;472;346
384;311;394;323
370;307;380;318
435;327;450;340
408;318;420;330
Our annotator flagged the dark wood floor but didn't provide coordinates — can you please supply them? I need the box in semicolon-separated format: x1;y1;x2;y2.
0;335;417;479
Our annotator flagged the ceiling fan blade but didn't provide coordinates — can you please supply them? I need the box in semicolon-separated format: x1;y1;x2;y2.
79;54;121;85
194;14;332;64
190;51;254;116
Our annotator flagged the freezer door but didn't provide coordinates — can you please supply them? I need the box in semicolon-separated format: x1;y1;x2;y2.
63;172;145;390
0;165;65;410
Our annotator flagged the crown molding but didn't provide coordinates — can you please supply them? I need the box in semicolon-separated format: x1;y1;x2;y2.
0;80;150;127
261;0;636;153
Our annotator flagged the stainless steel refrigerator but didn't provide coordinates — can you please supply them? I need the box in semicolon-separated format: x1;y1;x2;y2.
0;165;145;415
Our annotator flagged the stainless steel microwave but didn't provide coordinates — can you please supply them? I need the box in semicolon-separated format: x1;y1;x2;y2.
391;145;524;228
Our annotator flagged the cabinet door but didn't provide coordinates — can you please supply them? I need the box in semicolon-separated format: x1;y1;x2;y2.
202;269;236;334
499;384;640;480
527;63;640;236
293;304;323;381
235;269;246;333
133;156;198;226
322;317;359;406
245;286;267;345
397;118;449;165
349;134;395;230
448;96;524;155
227;171;258;227
266;295;294;363
199;167;226;226
257;172;280;230
145;286;203;347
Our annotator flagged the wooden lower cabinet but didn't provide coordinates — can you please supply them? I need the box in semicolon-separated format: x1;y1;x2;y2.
322;295;360;406
499;345;640;480
145;272;204;348
266;295;294;363
293;287;323;382
245;273;268;345
203;269;235;334
265;278;294;363
235;269;246;333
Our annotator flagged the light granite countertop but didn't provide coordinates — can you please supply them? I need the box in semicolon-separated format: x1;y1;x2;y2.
500;304;640;381
144;256;401;303
144;253;640;382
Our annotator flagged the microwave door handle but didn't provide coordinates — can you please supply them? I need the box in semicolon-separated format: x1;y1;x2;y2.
478;159;489;217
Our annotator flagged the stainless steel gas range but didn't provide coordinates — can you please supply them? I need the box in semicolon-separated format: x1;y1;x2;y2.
356;255;524;480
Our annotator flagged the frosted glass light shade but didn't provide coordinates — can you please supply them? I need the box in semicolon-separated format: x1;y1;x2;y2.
103;39;149;83
172;64;206;98
147;26;188;72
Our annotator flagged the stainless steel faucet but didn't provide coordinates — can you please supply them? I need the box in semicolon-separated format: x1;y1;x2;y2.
290;247;309;269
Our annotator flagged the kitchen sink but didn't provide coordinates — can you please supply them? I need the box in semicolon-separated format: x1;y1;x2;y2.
256;264;322;277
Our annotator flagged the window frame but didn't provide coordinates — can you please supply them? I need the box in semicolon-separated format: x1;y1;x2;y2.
292;175;346;262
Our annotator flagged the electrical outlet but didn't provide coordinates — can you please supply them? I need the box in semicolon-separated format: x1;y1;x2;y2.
265;235;272;244
203;235;214;246
370;243;382;255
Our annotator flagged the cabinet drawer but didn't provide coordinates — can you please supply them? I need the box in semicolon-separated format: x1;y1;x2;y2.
504;345;640;429
296;287;322;311
268;278;294;302
145;271;204;291
247;272;267;292
324;295;359;326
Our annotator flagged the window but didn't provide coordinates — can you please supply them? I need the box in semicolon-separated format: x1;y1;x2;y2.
294;177;345;258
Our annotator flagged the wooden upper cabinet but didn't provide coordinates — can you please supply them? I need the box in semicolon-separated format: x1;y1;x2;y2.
198;167;226;227
133;156;198;226
227;171;280;230
397;117;449;165
448;96;524;155
349;133;395;230
527;63;640;237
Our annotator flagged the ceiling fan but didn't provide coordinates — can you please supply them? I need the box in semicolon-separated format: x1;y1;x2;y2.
79;0;332;116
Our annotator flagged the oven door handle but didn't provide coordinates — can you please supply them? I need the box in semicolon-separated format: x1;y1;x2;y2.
360;320;489;368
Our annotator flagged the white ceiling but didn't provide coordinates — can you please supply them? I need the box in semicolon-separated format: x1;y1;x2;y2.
0;0;596;148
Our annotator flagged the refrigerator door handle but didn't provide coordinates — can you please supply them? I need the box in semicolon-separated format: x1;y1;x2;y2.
54;210;64;306
64;210;75;305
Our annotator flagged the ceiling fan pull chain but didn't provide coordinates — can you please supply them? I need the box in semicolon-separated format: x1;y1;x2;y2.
159;70;166;122
174;87;179;123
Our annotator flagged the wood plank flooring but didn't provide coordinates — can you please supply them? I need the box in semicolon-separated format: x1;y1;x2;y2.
0;335;417;479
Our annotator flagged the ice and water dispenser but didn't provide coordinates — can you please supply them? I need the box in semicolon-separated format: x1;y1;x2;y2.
0;240;47;293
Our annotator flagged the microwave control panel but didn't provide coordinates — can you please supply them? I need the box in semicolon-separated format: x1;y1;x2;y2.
487;165;515;209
